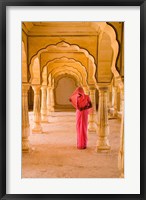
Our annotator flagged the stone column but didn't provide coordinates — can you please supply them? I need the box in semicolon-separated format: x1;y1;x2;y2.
32;85;42;133
113;86;118;116
111;86;114;108
120;89;124;113
116;87;122;118
96;86;111;151
108;84;112;110
41;86;48;122
50;87;55;112
47;86;51;115
118;90;124;177
22;84;30;152
117;88;120;110
88;88;97;132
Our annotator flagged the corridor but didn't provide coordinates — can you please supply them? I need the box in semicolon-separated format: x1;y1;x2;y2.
22;22;124;178
22;111;121;178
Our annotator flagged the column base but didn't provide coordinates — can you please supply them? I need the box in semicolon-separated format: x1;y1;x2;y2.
22;145;35;153
41;120;48;123
112;108;118;117
96;145;111;152
22;148;30;153
117;111;122;119
88;122;97;132
22;138;30;153
32;124;42;133
108;108;118;117
47;109;52;116
41;115;48;123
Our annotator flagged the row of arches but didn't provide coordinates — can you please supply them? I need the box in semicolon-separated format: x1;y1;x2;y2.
22;22;124;177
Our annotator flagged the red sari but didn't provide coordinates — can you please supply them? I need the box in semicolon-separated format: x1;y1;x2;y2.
69;87;92;149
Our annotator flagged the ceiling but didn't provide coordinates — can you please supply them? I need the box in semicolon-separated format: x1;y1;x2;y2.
22;22;100;36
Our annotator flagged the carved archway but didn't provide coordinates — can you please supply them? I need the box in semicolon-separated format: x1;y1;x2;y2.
54;73;79;90
28;22;122;88
52;69;82;87
29;41;97;85
41;57;88;87
91;22;123;87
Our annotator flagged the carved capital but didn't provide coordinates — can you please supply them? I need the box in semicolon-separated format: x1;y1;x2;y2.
32;85;41;94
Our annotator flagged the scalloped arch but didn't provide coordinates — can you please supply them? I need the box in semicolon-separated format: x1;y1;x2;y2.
29;22;122;86
51;68;81;81
44;57;87;75
97;22;123;86
54;73;79;89
29;41;96;84
48;65;87;85
41;57;88;86
42;56;86;72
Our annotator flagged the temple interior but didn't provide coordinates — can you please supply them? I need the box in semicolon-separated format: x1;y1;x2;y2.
22;22;124;178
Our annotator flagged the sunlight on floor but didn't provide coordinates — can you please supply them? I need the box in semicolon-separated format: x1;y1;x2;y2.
22;111;121;178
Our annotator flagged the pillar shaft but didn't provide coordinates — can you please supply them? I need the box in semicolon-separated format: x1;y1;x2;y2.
32;85;42;133
113;86;118;116
118;89;124;177
88;88;97;132
22;84;30;152
96;86;111;151
47;87;51;115
50;87;55;112
120;89;124;113
41;86;48;122
108;85;112;109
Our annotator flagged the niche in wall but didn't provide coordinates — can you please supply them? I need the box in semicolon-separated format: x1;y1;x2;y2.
55;76;77;110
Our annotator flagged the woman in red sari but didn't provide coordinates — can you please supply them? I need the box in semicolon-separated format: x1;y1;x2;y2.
69;87;92;149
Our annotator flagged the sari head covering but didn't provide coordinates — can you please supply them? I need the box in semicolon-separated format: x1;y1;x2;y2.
69;87;92;149
69;87;92;111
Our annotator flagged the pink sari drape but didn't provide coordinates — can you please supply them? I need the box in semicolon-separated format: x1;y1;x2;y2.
69;87;92;149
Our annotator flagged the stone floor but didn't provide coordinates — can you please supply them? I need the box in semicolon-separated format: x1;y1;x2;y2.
22;111;121;178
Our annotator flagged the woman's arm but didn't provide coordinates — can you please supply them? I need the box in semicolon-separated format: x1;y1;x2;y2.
77;95;83;111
